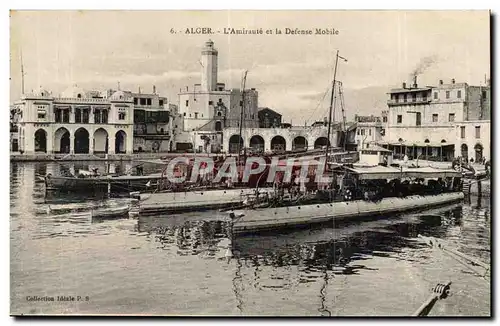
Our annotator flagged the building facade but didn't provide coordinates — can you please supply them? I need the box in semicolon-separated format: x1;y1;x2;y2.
222;126;333;154
130;87;174;152
354;114;384;149
177;40;259;131
258;107;282;128
14;86;134;155
382;77;490;162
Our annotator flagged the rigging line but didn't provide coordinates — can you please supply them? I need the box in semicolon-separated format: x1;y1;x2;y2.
304;84;331;125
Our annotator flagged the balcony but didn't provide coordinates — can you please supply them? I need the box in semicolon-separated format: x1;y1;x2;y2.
387;98;431;106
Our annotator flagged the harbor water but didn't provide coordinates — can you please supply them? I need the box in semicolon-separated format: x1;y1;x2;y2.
10;162;491;316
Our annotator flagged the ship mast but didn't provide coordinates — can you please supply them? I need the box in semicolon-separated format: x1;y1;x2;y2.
338;81;347;151
325;51;347;165
237;70;248;163
20;48;25;95
325;51;339;165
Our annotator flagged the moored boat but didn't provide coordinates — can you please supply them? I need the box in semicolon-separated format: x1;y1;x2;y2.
227;165;464;234
91;205;131;219
138;187;275;215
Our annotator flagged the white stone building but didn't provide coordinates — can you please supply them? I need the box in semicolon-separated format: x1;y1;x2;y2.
175;40;259;152
14;86;134;155
381;77;490;162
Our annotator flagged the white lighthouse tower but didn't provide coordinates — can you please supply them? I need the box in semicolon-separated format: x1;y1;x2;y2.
201;39;218;92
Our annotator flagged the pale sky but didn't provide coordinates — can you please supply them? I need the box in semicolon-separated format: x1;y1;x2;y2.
10;10;490;123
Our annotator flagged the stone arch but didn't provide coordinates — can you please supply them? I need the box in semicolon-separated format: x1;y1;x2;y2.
292;136;308;151
34;128;47;153
94;128;109;153
271;135;286;152
74;127;90;154
461;143;468;161
249;135;265;153
228;134;244;154
215;121;222;131
474;143;483;163
115;130;127;154
314;137;329;149
54;127;70;153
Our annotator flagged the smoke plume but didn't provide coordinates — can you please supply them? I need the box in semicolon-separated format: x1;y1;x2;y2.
411;55;438;77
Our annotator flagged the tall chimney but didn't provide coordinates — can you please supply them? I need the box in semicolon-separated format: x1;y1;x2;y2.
413;75;418;88
153;85;156;94
402;82;407;89
138;86;141;94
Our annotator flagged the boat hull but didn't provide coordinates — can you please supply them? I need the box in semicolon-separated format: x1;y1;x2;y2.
45;174;164;194
138;188;275;215
230;192;465;233
91;206;130;219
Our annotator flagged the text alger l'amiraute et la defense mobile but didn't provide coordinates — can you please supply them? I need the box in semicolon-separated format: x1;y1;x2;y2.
182;27;340;35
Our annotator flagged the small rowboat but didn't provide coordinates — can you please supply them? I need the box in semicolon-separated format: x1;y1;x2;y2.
91;205;130;219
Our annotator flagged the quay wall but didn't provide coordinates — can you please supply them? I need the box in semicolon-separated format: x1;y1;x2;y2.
9;152;219;162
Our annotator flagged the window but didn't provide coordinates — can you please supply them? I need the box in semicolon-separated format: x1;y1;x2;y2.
217;111;222;116
412;93;417;102
77;94;82;98
195;113;198;119
383;116;387;123
397;115;402;124
82;109;89;123
140;98;146;105
461;126;465;139
118;112;126;120
240;101;243;106
209;100;213;105
133;98;138;105
183;112;186;117
416;112;421;126
457;90;461;99
147;98;152;106
403;94;407;103
449;113;455;122
185;100;189;107
37;112;46;119
433;92;438;100
475;126;480;139
159;100;164;106
432;114;438;122
360;129;365;136
357;129;360;135
369;129;372;136
423;93;427;102
446;91;450;99
75;108;81;123
482;91;487;99
55;109;61;123
102;110;108;123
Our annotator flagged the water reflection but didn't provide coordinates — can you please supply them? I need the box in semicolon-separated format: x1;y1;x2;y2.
10;162;491;315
